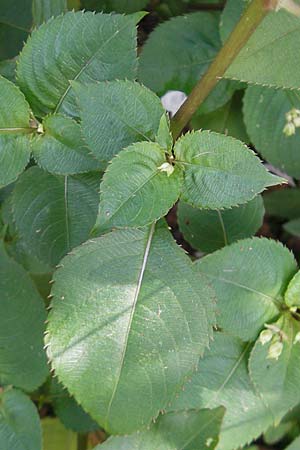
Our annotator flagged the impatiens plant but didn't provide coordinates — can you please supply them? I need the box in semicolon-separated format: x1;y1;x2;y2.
2;0;300;449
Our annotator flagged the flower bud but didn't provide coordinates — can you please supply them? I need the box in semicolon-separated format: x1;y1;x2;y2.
267;341;283;360
283;122;296;136
259;329;273;345
158;162;175;177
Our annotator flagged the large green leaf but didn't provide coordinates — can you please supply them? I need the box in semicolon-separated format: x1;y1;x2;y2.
284;218;300;237
0;388;42;450
0;75;31;132
96;142;183;232
0;245;48;391
46;222;215;434
32;0;68;27
98;407;225;450
0;0;31;59
74;80;165;162
225;9;300;90
169;333;273;450
12;167;100;266
285;270;300;308
0;75;32;186
243;85;300;179
191;91;249;143
81;0;148;13
42;418;77;450
178;196;264;253
32;114;105;175
50;379;99;432
264;189;300;220
285;436;300;450
249;314;300;423
0;136;31;187
138;12;236;114
195;238;297;341
17;11;143;117
174;130;283;209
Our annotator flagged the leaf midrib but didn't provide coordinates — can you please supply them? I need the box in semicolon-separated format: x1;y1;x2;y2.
104;222;156;429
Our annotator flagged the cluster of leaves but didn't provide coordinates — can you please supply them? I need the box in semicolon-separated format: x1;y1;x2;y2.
1;0;300;449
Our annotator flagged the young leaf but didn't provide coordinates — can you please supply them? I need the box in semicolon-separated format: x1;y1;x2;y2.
46;222;215;434
225;9;300;90
32;0;67;27
98;407;225;450
17;11;143;117
249;315;300;423
155;114;173;151
178;196;264;253
95;142;182;233
0;244;48;391
138;12;236;114
285;270;300;308
32;114;105;175
243;85;300;179
50;379;99;432
174;130;283;210
74;80;165;162
12;167;100;266
169;333;273;450
195;238;297;341
0;388;42;450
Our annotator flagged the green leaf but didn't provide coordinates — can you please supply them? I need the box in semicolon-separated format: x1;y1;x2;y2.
195;237;297;341
285;436;300;450
98;407;225;450
225;9;300;90
0;1;31;59
0;75;31;132
50;379;99;432
32;0;68;27
155;114;173;151
95;142;183;233
264;421;295;445
174;130;283;210
74;80;165;162
32;114;105;175
178;196;264;253
169;333;273;450
243;85;300;179
0;245;48;391
46;222;215;434
264;189;300;220
0;388;42;450
284;218;300;237
17;11;143;117
219;0;248;43
284;270;300;308
42;418;77;450
12;167;100;266
191;91;249;144
0;136;31;188
138;12;236;114
0;76;32;186
249;314;300;423
81;0;148;13
0;59;17;82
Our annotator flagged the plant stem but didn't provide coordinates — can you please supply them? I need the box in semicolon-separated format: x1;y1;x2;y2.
77;433;89;450
170;0;278;140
